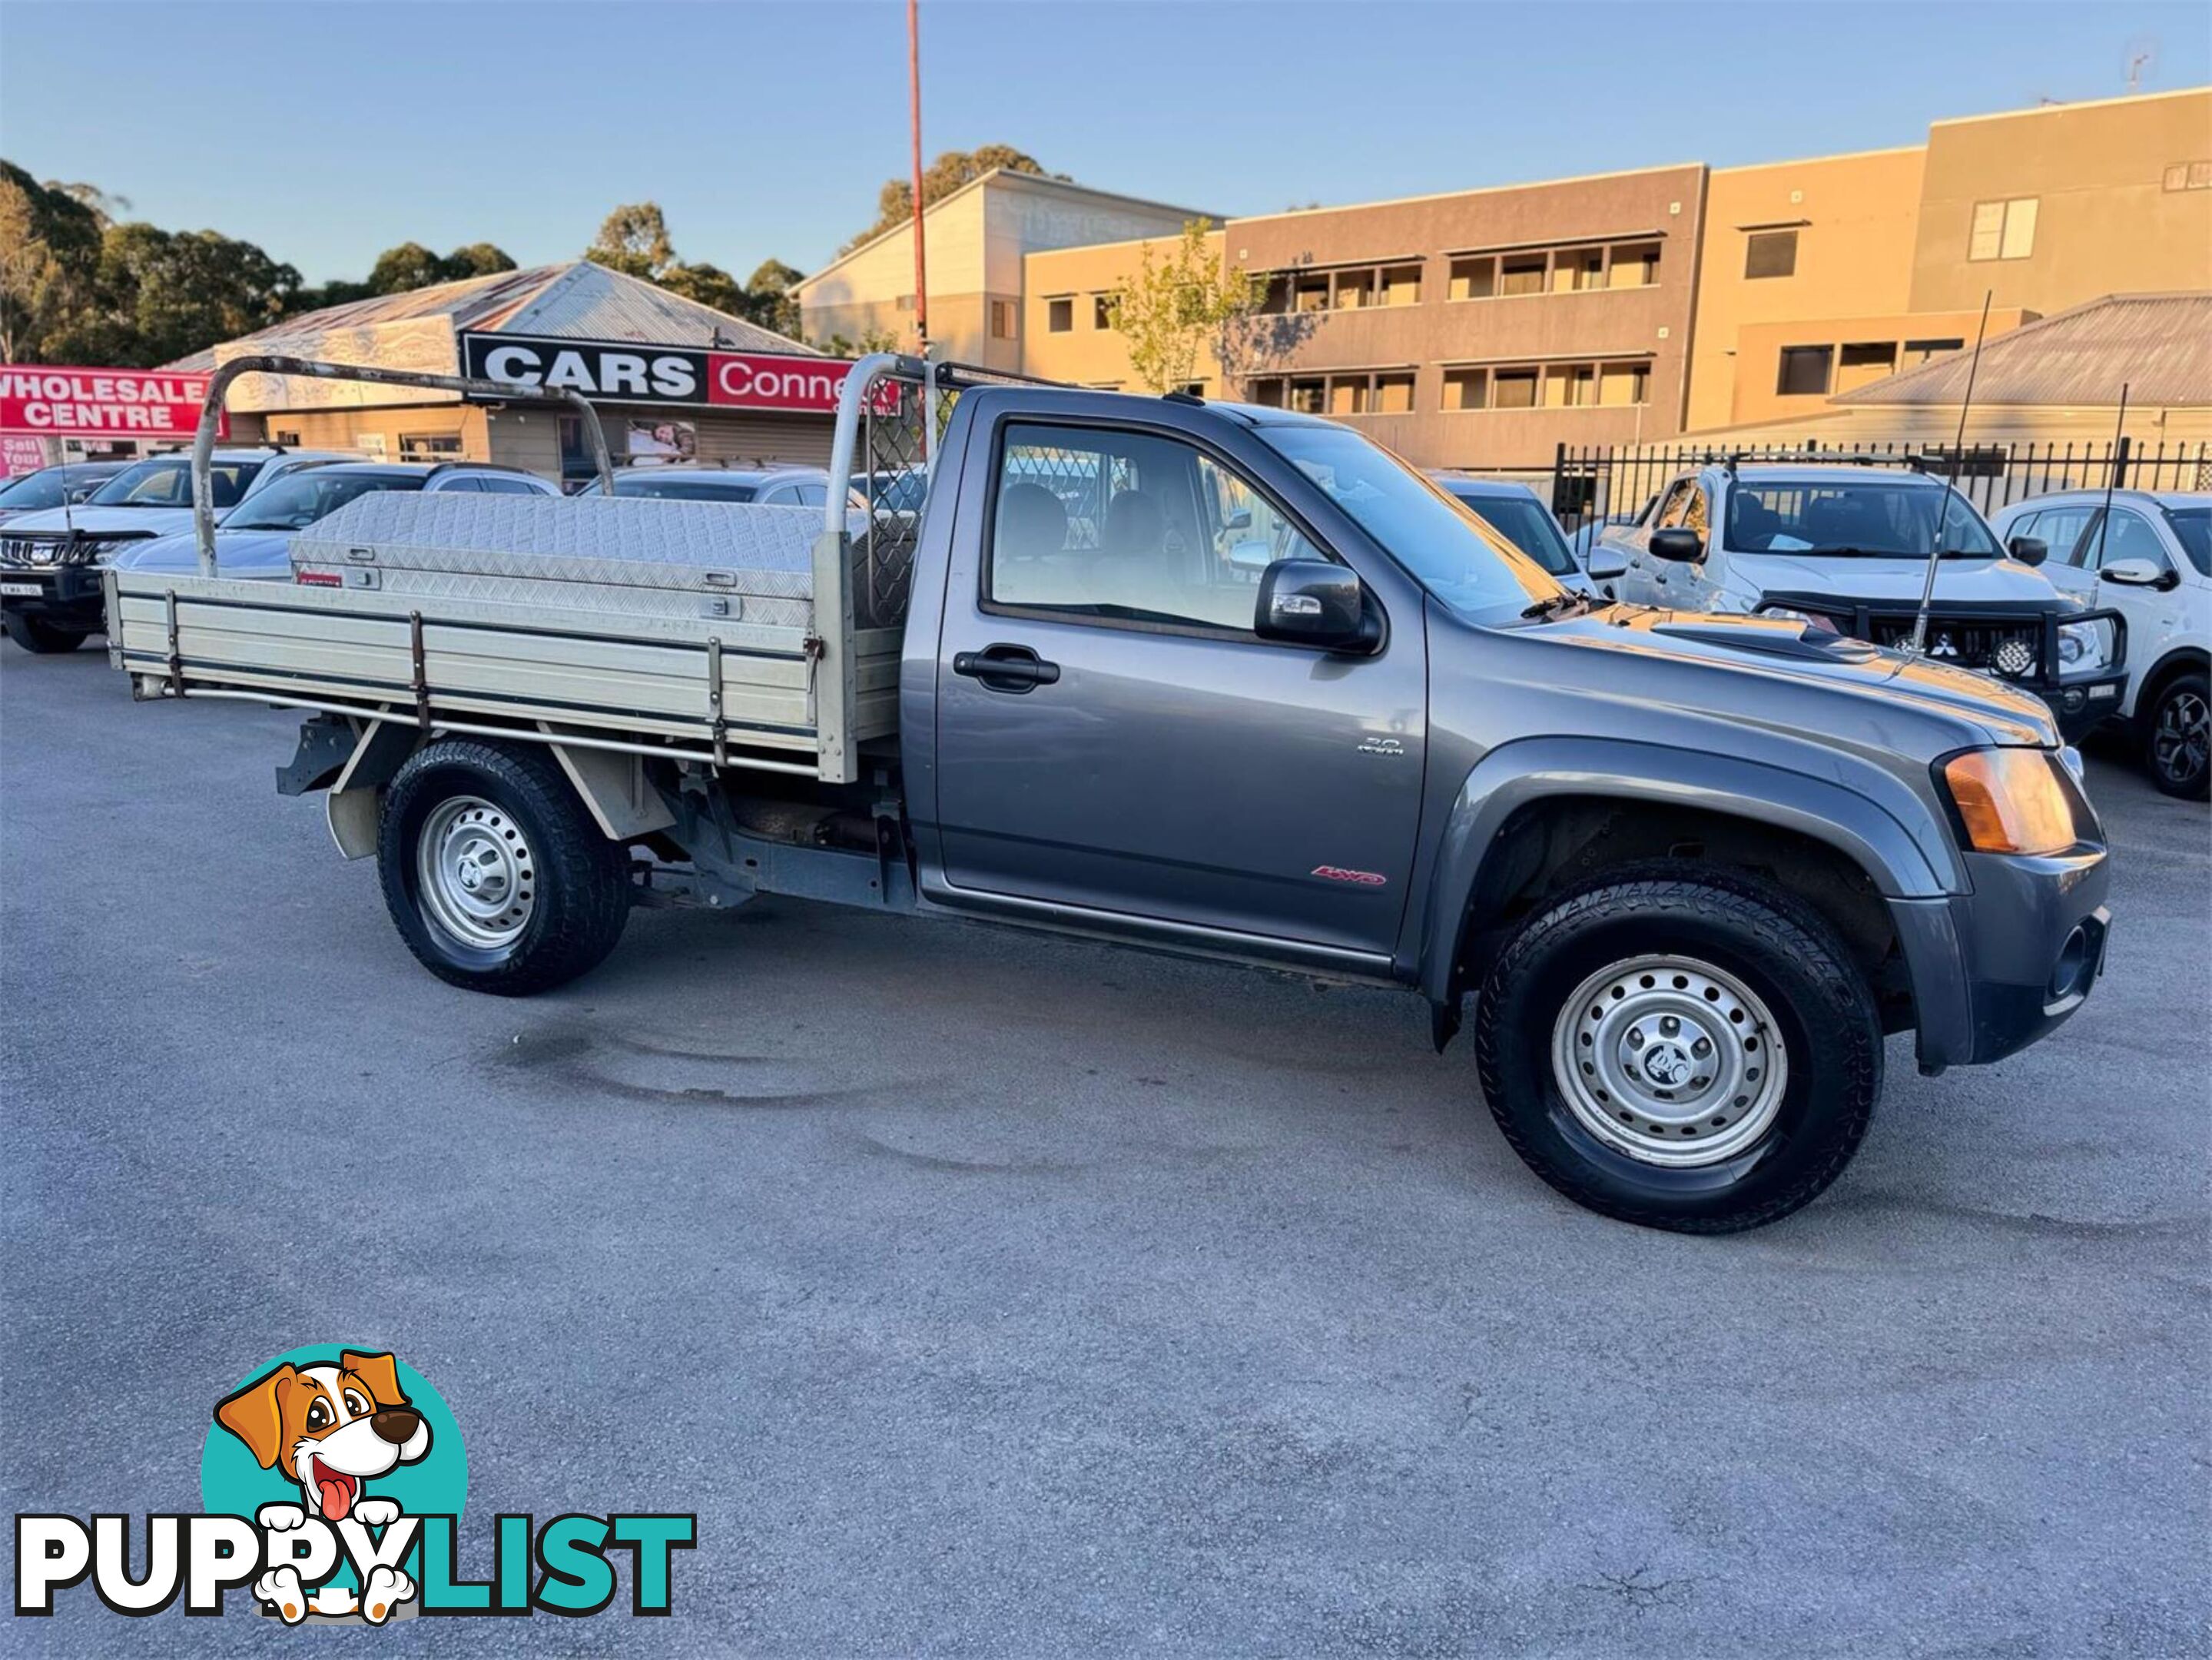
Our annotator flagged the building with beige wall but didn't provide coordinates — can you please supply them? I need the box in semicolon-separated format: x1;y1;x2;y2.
796;170;1214;372
804;86;2211;475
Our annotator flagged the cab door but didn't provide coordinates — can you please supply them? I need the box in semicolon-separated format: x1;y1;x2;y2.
925;410;1428;961
1621;478;1696;606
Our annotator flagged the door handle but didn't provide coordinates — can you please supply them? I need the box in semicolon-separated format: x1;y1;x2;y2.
952;642;1060;693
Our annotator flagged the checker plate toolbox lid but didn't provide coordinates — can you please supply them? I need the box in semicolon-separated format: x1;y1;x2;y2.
290;493;861;629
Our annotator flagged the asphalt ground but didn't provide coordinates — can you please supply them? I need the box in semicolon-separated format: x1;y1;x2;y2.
2;641;2206;1657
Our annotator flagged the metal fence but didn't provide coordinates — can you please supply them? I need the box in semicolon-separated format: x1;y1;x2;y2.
1549;438;2212;533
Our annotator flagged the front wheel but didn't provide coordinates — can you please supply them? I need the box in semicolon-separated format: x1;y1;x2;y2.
2143;672;2209;800
377;739;632;995
3;613;89;653
1475;865;1882;1233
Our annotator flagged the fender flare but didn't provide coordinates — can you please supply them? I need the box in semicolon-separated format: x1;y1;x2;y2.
1414;734;1961;1004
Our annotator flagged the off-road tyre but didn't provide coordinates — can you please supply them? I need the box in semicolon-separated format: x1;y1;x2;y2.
2142;671;2209;801
377;739;631;995
1474;862;1882;1233
3;613;89;653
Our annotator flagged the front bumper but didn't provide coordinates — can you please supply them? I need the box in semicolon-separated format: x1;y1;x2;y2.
2041;672;2130;742
1889;844;2111;1072
0;565;106;631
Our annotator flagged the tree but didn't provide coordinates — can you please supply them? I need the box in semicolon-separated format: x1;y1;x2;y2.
1105;220;1263;395
742;258;803;337
366;241;449;295
45;223;300;367
0;161;102;362
839;144;1068;254
658;260;746;317
587;201;675;280
444;242;515;280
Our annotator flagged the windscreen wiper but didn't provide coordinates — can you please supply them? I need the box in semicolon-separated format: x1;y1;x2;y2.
1521;590;1597;621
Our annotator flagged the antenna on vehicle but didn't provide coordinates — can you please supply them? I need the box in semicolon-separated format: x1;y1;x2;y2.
1907;290;1992;656
2086;381;2131;570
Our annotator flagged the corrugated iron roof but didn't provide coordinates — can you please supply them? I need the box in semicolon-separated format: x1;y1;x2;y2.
164;261;814;372
1835;292;2212;408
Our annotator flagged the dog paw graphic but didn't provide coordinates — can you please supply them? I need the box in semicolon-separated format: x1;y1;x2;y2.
308;1585;358;1618
254;1567;307;1624
256;1502;307;1533
353;1497;400;1528
360;1564;415;1625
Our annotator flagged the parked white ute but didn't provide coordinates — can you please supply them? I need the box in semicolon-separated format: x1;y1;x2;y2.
1592;460;2127;742
1989;490;2210;798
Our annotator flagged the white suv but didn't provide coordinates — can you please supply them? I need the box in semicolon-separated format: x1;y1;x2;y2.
1989;490;2210;798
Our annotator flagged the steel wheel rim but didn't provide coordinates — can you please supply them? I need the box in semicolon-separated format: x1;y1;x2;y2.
1550;954;1789;1168
416;795;536;950
2154;690;2207;785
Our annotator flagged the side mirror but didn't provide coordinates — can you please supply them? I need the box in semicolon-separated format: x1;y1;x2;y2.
2101;556;2173;589
1648;527;1705;563
1585;544;1629;581
1255;558;1371;649
1225;506;1253;531
2008;535;2049;568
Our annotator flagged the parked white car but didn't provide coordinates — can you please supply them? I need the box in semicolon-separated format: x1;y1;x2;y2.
1988;490;2210;798
0;447;353;651
109;461;560;581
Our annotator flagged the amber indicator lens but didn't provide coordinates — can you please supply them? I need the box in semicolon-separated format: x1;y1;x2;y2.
1941;749;2078;856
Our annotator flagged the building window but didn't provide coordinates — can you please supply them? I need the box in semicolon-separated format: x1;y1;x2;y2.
1328;377;1367;414
1903;337;1964;365
1551;247;1603;293
1332;270;1375;310
400;433;463;463
1543;364;1596;407
1836;340;1899;392
2162;160;2212;191
1492;368;1539;410
1744;230;1798;279
1443;367;1489;410
1597;361;1650;407
1448;257;1495;301
1372;371;1415;413
268;429;302;447
1498;253;1547;297
1093;294;1114;327
1292;273;1331;313
1776;345;1834;397
896;294;916;312
1288;377;1325;413
1607;242;1660;287
1249;377;1285;407
1381;264;1421;306
1968;197;2038;261
990;300;1018;339
1046;297;1073;333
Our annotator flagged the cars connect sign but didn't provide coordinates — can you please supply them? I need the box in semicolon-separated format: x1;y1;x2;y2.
459;332;869;415
0;367;224;438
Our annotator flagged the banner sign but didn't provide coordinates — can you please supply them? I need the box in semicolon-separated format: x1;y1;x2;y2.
459;333;866;415
0;367;223;439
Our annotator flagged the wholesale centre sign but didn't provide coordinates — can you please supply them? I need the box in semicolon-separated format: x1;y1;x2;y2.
459;333;870;414
0;367;225;439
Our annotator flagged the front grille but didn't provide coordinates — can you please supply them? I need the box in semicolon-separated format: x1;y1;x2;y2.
1865;613;2046;682
0;532;146;569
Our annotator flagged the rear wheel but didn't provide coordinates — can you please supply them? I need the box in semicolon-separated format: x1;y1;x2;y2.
2143;672;2209;800
1475;864;1882;1233
377;739;631;994
3;613;89;653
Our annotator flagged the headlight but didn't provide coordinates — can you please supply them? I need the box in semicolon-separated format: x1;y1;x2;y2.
2057;617;2115;676
1936;749;2081;855
1756;603;1839;633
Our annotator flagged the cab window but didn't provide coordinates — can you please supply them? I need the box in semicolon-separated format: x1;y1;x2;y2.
2029;504;2096;565
987;421;1325;632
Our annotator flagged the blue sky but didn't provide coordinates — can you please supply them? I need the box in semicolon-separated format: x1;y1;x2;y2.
2;1;2205;284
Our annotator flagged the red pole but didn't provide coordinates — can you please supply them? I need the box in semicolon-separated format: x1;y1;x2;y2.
908;0;928;354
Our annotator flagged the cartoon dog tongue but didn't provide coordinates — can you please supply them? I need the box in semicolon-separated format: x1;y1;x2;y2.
313;1465;355;1521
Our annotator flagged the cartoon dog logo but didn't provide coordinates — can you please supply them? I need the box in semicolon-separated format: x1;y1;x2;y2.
214;1350;429;1623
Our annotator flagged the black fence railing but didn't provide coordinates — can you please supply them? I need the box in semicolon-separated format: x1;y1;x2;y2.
1549;437;2212;533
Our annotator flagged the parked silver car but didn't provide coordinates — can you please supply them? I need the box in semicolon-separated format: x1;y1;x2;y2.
1431;474;1593;595
574;465;836;506
108;462;560;581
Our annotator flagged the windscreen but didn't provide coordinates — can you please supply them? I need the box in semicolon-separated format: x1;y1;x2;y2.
607;475;758;502
227;472;424;531
2161;506;2209;577
1446;490;1579;576
1724;480;2000;558
86;459;262;510
1259;425;1563;622
0;468;85;512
